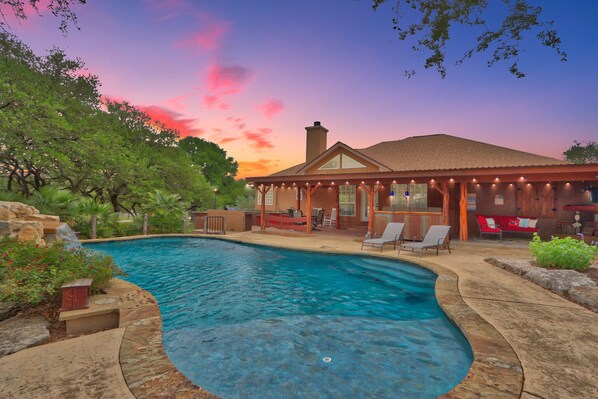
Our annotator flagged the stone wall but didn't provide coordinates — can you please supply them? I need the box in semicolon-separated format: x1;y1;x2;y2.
0;201;61;246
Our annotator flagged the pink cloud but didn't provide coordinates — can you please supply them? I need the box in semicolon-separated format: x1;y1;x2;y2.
226;116;246;130
203;94;219;109
136;105;203;137
219;136;240;144
166;94;194;111
178;20;230;51
244;128;274;150
206;63;252;95
257;99;284;119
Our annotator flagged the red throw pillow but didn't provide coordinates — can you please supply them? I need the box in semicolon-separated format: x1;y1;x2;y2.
508;220;518;227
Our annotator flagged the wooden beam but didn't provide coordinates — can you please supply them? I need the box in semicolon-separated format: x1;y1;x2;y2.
361;183;383;238
434;183;450;226
459;182;468;241
305;184;312;234
303;183;322;234
296;187;301;211
335;185;340;229
258;184;270;231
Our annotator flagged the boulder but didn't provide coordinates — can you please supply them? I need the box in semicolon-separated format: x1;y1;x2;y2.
0;221;10;237
0;207;16;221
0;314;50;357
525;268;596;295
486;257;536;276
25;214;60;223
0;201;39;219
10;220;44;236
0;303;20;322
568;286;598;312
17;225;45;246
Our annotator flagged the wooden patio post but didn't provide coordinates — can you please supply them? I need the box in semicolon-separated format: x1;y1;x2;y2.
459;182;468;241
434;183;450;226
258;184;270;231
305;184;312;234
363;183;382;239
304;183;321;234
296;187;301;211
335;185;340;229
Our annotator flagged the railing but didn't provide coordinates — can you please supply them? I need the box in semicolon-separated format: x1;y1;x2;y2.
204;216;226;235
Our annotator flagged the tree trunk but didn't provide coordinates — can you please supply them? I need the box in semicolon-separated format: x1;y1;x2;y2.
90;215;97;239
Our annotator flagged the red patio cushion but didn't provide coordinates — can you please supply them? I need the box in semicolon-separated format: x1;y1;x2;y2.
476;215;501;232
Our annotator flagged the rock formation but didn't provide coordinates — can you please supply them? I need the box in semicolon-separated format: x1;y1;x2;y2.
0;201;62;246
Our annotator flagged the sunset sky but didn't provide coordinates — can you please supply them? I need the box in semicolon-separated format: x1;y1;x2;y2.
7;0;598;178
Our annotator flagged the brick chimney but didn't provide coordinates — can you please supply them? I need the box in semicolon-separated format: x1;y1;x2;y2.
305;121;328;163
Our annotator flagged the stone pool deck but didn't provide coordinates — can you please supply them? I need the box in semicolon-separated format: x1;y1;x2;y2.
0;232;596;398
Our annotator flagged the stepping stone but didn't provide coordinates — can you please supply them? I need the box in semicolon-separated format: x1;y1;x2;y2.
0;302;19;322
0;314;49;357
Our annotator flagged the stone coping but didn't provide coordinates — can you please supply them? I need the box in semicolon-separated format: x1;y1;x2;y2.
87;234;523;398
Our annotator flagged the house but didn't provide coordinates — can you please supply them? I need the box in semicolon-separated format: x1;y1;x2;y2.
247;122;598;241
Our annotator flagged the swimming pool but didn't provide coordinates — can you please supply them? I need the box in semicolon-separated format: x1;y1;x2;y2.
87;237;472;399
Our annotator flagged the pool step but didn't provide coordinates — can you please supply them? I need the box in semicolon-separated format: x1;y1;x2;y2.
59;295;120;336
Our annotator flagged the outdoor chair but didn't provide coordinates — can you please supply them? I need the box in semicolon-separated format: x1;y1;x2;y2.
311;209;324;230
361;222;405;252
323;208;337;228
398;225;451;257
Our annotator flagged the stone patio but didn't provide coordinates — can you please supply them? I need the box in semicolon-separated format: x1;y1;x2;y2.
0;231;596;398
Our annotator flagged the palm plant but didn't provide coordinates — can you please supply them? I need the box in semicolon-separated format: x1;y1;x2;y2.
143;190;187;233
30;187;80;222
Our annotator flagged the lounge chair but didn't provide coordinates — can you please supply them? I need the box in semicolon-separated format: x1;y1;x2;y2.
361;222;405;252
322;207;337;228
398;225;451;257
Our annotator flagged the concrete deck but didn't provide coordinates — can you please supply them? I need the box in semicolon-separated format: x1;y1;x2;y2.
1;231;596;398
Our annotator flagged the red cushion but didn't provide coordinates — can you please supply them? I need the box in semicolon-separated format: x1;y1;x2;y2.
476;215;489;229
476;215;501;232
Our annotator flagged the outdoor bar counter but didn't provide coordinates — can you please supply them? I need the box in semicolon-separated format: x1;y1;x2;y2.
374;210;443;240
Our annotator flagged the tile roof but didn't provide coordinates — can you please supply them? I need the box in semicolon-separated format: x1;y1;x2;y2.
266;134;568;177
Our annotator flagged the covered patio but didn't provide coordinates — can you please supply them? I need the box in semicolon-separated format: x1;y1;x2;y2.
250;163;598;243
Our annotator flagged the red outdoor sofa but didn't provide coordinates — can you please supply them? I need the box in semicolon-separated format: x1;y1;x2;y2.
475;214;539;240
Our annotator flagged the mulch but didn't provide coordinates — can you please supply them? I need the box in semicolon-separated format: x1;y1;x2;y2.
18;297;66;343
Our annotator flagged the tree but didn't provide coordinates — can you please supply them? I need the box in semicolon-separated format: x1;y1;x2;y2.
372;0;566;78
0;32;100;195
563;141;598;164
0;0;86;33
178;136;246;208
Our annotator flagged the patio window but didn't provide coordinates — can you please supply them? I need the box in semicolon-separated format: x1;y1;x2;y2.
390;183;427;211
339;185;356;216
257;189;274;206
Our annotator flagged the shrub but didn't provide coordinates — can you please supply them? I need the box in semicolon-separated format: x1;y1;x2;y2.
0;238;124;305
529;234;597;271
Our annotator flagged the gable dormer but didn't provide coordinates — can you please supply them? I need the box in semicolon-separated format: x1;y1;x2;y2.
298;142;391;175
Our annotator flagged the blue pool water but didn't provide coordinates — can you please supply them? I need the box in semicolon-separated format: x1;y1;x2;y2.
87;237;472;399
